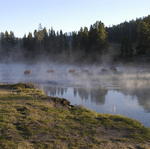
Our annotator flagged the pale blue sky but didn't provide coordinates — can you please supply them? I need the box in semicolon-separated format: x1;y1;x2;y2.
0;0;149;37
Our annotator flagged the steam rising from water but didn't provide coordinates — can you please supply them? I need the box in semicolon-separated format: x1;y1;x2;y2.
1;63;150;95
1;62;150;95
0;63;150;126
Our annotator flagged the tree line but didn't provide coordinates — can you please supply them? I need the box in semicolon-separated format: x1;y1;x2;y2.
0;15;150;63
107;15;150;59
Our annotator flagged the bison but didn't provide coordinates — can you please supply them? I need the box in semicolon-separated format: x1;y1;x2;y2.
24;70;32;75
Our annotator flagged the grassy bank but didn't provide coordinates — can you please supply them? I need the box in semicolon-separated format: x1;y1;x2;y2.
0;83;149;149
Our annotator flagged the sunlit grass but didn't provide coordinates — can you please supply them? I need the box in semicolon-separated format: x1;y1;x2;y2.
0;83;149;149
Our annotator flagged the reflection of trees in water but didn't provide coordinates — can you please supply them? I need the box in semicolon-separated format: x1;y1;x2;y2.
74;88;89;100
91;88;108;105
43;86;108;105
44;86;67;97
116;74;150;112
120;87;150;112
74;88;108;105
137;90;150;112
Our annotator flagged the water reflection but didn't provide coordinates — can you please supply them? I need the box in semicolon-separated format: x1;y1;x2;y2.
41;85;150;127
43;84;150;114
44;86;108;105
44;87;68;97
121;88;150;112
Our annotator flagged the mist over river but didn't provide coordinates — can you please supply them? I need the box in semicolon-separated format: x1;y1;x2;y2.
0;63;150;127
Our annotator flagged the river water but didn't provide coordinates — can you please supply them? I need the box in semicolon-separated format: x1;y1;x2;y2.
0;63;150;127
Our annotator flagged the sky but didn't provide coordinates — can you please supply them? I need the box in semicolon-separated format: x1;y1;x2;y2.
0;0;149;37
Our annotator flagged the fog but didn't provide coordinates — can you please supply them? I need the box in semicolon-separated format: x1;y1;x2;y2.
0;62;150;126
1;62;150;94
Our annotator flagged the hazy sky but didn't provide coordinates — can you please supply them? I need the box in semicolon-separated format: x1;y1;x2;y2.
0;0;149;37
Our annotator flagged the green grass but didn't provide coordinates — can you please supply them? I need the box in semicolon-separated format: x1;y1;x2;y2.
0;83;149;149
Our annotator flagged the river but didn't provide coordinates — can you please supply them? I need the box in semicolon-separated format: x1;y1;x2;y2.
0;63;150;127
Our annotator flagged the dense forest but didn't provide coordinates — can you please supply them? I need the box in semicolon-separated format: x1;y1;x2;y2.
0;15;150;63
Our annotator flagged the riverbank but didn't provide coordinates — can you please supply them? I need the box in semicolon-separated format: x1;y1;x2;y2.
0;83;149;149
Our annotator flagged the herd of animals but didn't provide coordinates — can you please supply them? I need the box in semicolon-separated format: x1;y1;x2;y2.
23;66;119;76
